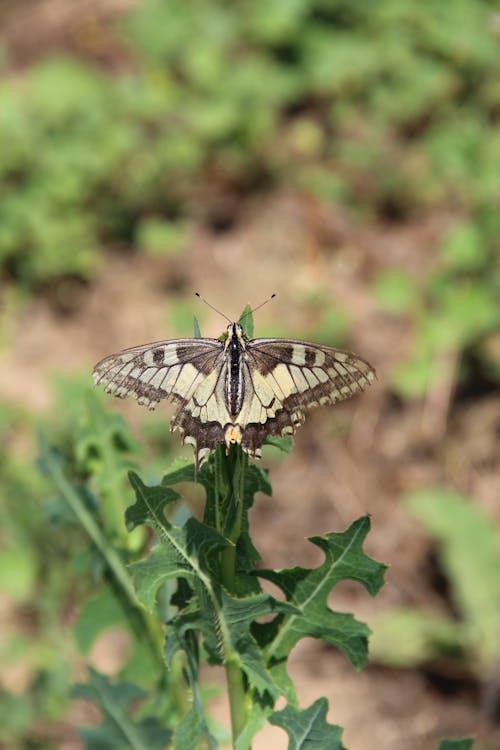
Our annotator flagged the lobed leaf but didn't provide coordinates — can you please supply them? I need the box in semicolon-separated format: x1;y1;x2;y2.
130;517;228;611
126;471;180;532
270;698;345;750
255;516;386;671
73;667;171;750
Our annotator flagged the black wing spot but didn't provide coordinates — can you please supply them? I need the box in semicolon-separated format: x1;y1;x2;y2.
153;348;165;364
305;349;316;367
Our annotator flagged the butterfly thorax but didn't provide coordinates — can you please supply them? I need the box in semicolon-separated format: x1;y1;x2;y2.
224;323;247;418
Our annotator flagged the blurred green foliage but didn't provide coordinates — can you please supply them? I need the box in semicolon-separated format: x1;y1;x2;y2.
0;390;183;747
0;0;499;279
1;0;499;393
369;489;500;679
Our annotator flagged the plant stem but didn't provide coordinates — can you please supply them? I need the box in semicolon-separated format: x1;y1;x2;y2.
218;446;250;748
44;446;164;660
226;657;248;746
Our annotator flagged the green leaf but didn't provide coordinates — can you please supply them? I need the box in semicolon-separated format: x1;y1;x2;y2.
73;588;127;653
174;703;216;750
263;435;293;453
405;488;500;670
76;392;140;474
238;304;254;339
161;460;197;486
75;392;141;541
256;516;386;675
237;463;274;574
438;739;474;750
38;432;138;606
270;698;345;750
135;216;187;257
368;607;465;668
234;700;272;750
373;268;418;313
130;516;229;611
214;590;295;697
73;668;171;750
0;545;37;602
439;221;487;272
173;644;217;750
193;315;202;338
126;471;180;532
392;349;436;398
165;587;295;698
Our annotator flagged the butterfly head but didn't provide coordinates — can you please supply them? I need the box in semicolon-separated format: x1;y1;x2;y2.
222;322;247;350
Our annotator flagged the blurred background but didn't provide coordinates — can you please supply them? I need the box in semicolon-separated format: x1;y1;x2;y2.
1;1;499;749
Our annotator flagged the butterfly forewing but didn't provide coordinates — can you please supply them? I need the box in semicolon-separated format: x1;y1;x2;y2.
93;338;223;410
248;338;374;405
93;326;375;465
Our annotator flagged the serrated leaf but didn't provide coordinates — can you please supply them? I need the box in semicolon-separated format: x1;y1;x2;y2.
73;668;171;750
167;588;295;699
244;463;272;501
156;450;270;572
256;516;387;672
215;591;295;697
270;698;345;750
130;517;229;611
126;471;180;532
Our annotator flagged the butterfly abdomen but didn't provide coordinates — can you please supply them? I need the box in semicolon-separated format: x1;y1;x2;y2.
227;326;245;418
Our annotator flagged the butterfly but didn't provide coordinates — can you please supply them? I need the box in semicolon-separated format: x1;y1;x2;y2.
93;320;375;467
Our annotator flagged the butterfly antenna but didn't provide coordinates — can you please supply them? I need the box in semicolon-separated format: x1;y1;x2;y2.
195;293;232;324
239;293;276;323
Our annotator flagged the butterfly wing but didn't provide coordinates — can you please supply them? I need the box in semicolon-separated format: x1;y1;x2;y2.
93;337;234;465
93;332;375;464
238;338;375;456
93;338;223;410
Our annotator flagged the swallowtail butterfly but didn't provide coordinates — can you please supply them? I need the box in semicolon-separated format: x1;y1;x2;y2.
93;316;375;467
